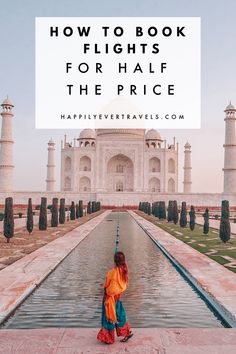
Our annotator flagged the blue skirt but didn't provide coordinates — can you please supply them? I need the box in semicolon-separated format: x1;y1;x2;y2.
97;298;131;344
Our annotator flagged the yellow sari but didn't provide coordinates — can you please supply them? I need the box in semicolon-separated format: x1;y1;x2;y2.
104;267;127;323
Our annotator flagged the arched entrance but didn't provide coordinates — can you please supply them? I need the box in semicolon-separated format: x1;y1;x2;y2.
168;178;175;192
107;154;134;192
79;176;91;192
149;177;160;192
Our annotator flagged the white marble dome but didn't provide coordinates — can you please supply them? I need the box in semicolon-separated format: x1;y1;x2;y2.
96;129;145;137
145;129;162;141
79;129;96;140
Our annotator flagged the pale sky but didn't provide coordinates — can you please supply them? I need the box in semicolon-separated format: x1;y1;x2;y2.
0;0;235;192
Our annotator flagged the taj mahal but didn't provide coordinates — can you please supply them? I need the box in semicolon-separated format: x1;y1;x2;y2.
0;98;236;206
60;128;183;194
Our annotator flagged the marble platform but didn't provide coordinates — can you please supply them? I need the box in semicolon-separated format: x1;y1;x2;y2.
0;328;236;353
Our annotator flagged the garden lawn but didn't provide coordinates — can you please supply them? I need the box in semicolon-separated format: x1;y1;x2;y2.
136;211;236;274
0;210;103;271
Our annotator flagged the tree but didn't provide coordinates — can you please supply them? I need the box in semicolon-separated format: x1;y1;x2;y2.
159;201;166;220
189;205;196;231
152;202;156;217
70;201;76;220
79;200;83;217
142;202;146;213
59;198;65;224
220;200;231;243
173;201;179;225
180;202;187;227
26;198;34;234
92;201;96;213
167;201;174;222
4;197;14;243
75;203;79;218
154;202;160;218
39;197;47;230
87;201;92;214
51;198;58;227
147;202;151;215
203;208;209;235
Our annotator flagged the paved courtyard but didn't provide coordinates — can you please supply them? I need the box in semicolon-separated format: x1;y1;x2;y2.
1;328;236;354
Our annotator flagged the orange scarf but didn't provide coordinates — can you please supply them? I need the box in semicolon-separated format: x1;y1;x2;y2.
104;267;127;323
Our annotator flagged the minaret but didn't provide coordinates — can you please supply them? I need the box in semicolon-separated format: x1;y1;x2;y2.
0;98;14;192
46;138;56;191
223;102;236;194
183;142;192;193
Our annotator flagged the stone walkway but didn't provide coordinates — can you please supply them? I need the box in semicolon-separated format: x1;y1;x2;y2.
0;211;111;325
129;211;236;326
0;328;236;353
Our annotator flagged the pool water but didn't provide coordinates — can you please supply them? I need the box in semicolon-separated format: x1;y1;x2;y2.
2;212;225;328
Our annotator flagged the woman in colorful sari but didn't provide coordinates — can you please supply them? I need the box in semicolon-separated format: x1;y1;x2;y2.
97;251;133;344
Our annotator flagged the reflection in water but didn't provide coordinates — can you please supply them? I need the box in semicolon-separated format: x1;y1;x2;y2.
3;212;224;328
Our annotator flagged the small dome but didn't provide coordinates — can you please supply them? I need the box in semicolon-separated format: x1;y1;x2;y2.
145;129;162;141
225;101;236;111
184;141;191;148
1;97;14;107
48;138;55;144
79;129;96;140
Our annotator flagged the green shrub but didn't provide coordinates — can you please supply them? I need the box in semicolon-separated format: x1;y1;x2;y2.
220;200;231;243
203;208;209;235
39;197;47;230
59;198;65;224
167;201;174;222
75;203;79;218
51;198;58;227
189;205;196;231
70;201;76;220
26;198;33;234
92;201;96;213
4;197;14;242
79;200;83;217
159;201;166;220
87;201;92;214
147;202;151;215
153;202;159;218
173;201;179;225
180;201;187;227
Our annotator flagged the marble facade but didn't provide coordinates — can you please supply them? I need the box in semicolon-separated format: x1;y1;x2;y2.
61;129;179;194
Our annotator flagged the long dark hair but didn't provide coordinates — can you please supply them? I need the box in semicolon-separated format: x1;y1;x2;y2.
114;251;128;283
